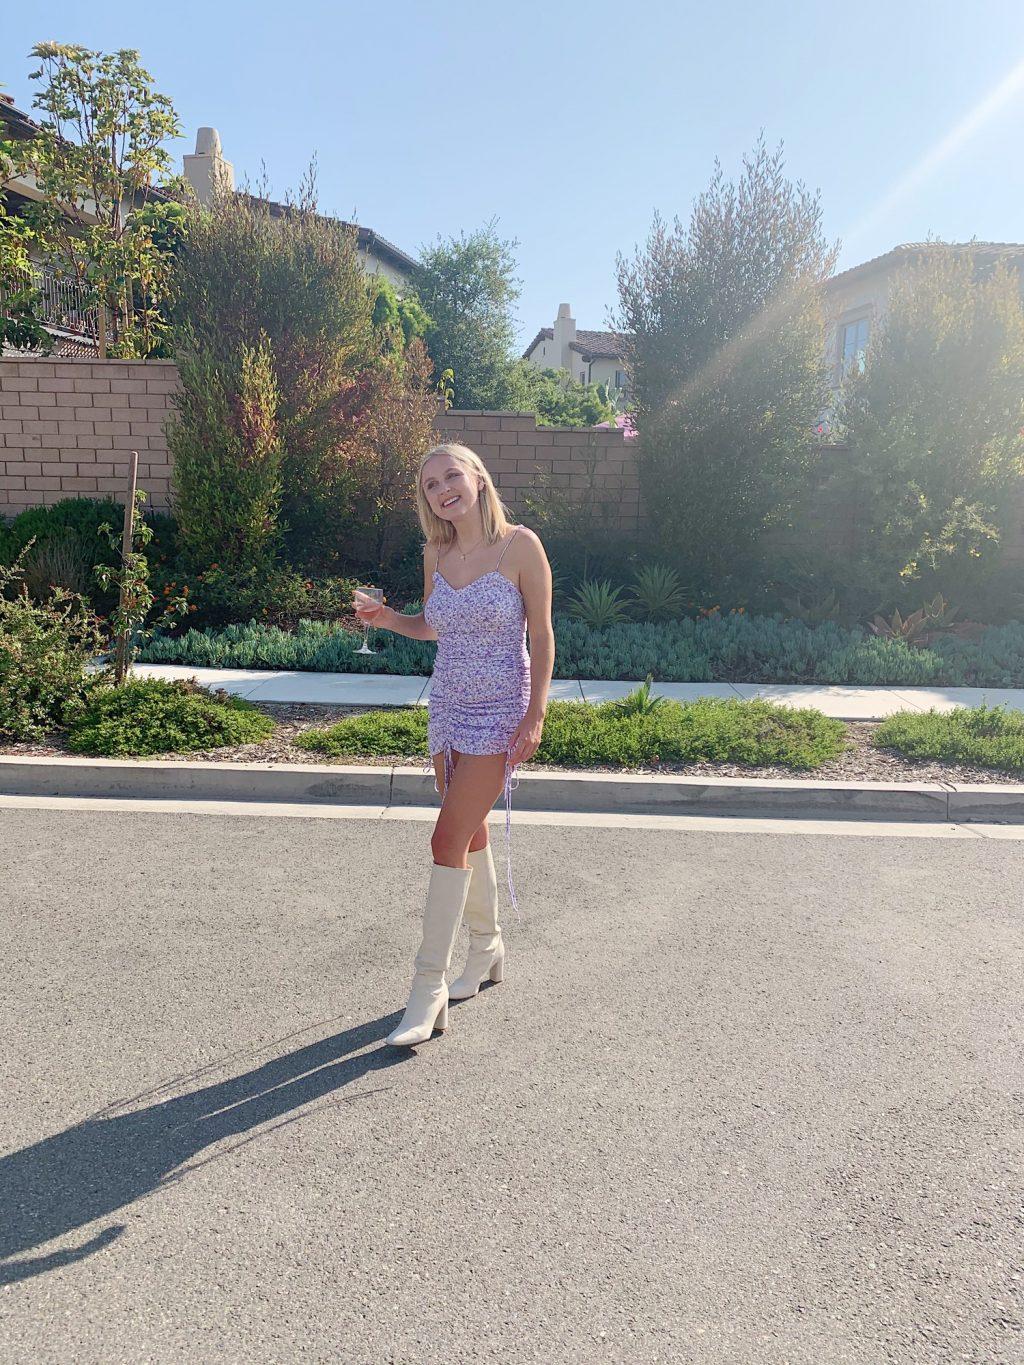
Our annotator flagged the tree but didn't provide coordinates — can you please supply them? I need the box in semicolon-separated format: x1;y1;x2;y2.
370;273;430;365
829;247;1024;615
345;337;442;577
415;222;528;410
0;43;183;357
169;339;284;576
615;138;836;585
524;368;618;428
170;173;376;570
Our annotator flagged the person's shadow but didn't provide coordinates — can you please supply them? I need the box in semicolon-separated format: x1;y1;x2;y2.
0;1009;418;1284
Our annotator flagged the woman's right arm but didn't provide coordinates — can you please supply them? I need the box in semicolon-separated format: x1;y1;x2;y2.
385;609;437;642
353;544;438;642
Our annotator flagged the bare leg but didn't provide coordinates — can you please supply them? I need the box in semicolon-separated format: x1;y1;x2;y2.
430;750;507;867
432;750;493;854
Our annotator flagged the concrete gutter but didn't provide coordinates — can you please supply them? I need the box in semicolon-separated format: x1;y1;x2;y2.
3;755;1023;824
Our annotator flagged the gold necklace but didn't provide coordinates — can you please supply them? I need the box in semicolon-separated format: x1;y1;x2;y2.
456;535;485;561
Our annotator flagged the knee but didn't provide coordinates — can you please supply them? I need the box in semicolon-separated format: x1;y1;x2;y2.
431;829;468;866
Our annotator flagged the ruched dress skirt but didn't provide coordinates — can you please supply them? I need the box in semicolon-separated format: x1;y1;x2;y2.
423;565;531;911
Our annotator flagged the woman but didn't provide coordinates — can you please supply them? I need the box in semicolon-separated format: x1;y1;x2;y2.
354;442;555;1048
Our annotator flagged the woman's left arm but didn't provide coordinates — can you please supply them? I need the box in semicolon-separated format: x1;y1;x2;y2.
509;528;555;766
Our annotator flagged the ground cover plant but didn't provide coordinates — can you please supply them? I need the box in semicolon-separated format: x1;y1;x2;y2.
872;704;1024;774
295;693;847;771
67;677;275;757
136;612;1024;688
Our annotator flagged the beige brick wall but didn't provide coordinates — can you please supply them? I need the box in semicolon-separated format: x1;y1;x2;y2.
432;411;639;532
9;361;1014;569
0;361;640;531
0;358;177;512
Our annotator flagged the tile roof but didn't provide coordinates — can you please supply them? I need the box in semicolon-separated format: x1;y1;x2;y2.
238;193;418;274
523;327;554;358
827;241;1024;289
570;330;625;361
0;98;417;275
523;326;625;361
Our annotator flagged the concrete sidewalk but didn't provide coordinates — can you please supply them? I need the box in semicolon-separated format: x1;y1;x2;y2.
131;662;1024;721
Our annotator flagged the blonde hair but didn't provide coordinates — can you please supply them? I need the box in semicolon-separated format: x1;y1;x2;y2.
416;442;515;550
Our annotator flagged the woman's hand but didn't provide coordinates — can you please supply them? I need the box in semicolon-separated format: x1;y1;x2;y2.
353;594;394;630
508;708;545;767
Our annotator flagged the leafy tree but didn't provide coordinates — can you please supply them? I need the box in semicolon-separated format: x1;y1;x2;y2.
415;222;527;409
0;189;53;352
370;273;430;365
169;339;284;577
345;337;442;578
525;368;618;427
829;247;1024;616
0;43;183;357
170;172;376;570
615;138;836;586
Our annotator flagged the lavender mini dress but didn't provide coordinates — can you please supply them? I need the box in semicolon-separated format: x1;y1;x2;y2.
423;526;531;911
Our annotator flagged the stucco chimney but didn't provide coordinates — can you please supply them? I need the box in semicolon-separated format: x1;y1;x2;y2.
553;302;576;368
183;127;235;206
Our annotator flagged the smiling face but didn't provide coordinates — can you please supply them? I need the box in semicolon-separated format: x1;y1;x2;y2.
420;453;483;523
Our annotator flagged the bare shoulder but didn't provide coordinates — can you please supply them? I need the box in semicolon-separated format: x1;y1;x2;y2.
508;524;548;566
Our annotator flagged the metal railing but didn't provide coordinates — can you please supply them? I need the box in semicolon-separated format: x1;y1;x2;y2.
1;262;100;356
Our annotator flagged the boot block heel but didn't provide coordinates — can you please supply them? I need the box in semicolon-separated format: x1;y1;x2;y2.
433;997;449;1031
489;952;505;984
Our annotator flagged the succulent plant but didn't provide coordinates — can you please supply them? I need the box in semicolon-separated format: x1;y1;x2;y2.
566;579;632;629
628;563;689;622
610;674;668;716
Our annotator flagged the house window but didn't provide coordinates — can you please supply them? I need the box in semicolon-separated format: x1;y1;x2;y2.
614;369;626;388
840;316;870;378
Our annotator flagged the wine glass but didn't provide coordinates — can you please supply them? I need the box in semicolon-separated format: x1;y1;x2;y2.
353;585;384;655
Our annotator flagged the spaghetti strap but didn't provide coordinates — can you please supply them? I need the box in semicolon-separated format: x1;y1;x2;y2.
495;526;521;570
434;541;441;575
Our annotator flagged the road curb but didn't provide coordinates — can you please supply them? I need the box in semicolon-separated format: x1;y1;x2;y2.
3;755;1024;823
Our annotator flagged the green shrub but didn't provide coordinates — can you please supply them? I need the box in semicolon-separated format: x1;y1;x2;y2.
873;704;1024;773
149;564;363;631
139;616;437;674
295;707;428;758
296;697;846;771
0;499;179;617
0;557;104;739
0;498;123;609
136;610;1024;688
536;697;846;770
67;678;275;757
170;339;284;578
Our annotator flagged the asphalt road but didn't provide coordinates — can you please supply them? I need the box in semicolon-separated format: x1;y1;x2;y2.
1;804;1022;1364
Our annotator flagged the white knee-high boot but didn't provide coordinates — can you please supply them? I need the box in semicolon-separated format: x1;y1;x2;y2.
387;862;473;1047
448;844;505;1001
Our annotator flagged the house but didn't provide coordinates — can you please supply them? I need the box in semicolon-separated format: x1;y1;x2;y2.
1;101;419;356
182;127;417;289
823;241;1024;387
523;303;628;392
1;93;163;356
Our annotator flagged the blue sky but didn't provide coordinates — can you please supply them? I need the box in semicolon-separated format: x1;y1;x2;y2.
4;1;1024;347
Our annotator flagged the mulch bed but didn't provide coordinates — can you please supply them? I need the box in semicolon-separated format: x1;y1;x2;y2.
1;702;1021;785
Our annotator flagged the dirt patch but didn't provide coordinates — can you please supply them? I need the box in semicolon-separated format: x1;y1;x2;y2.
1;706;1021;785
